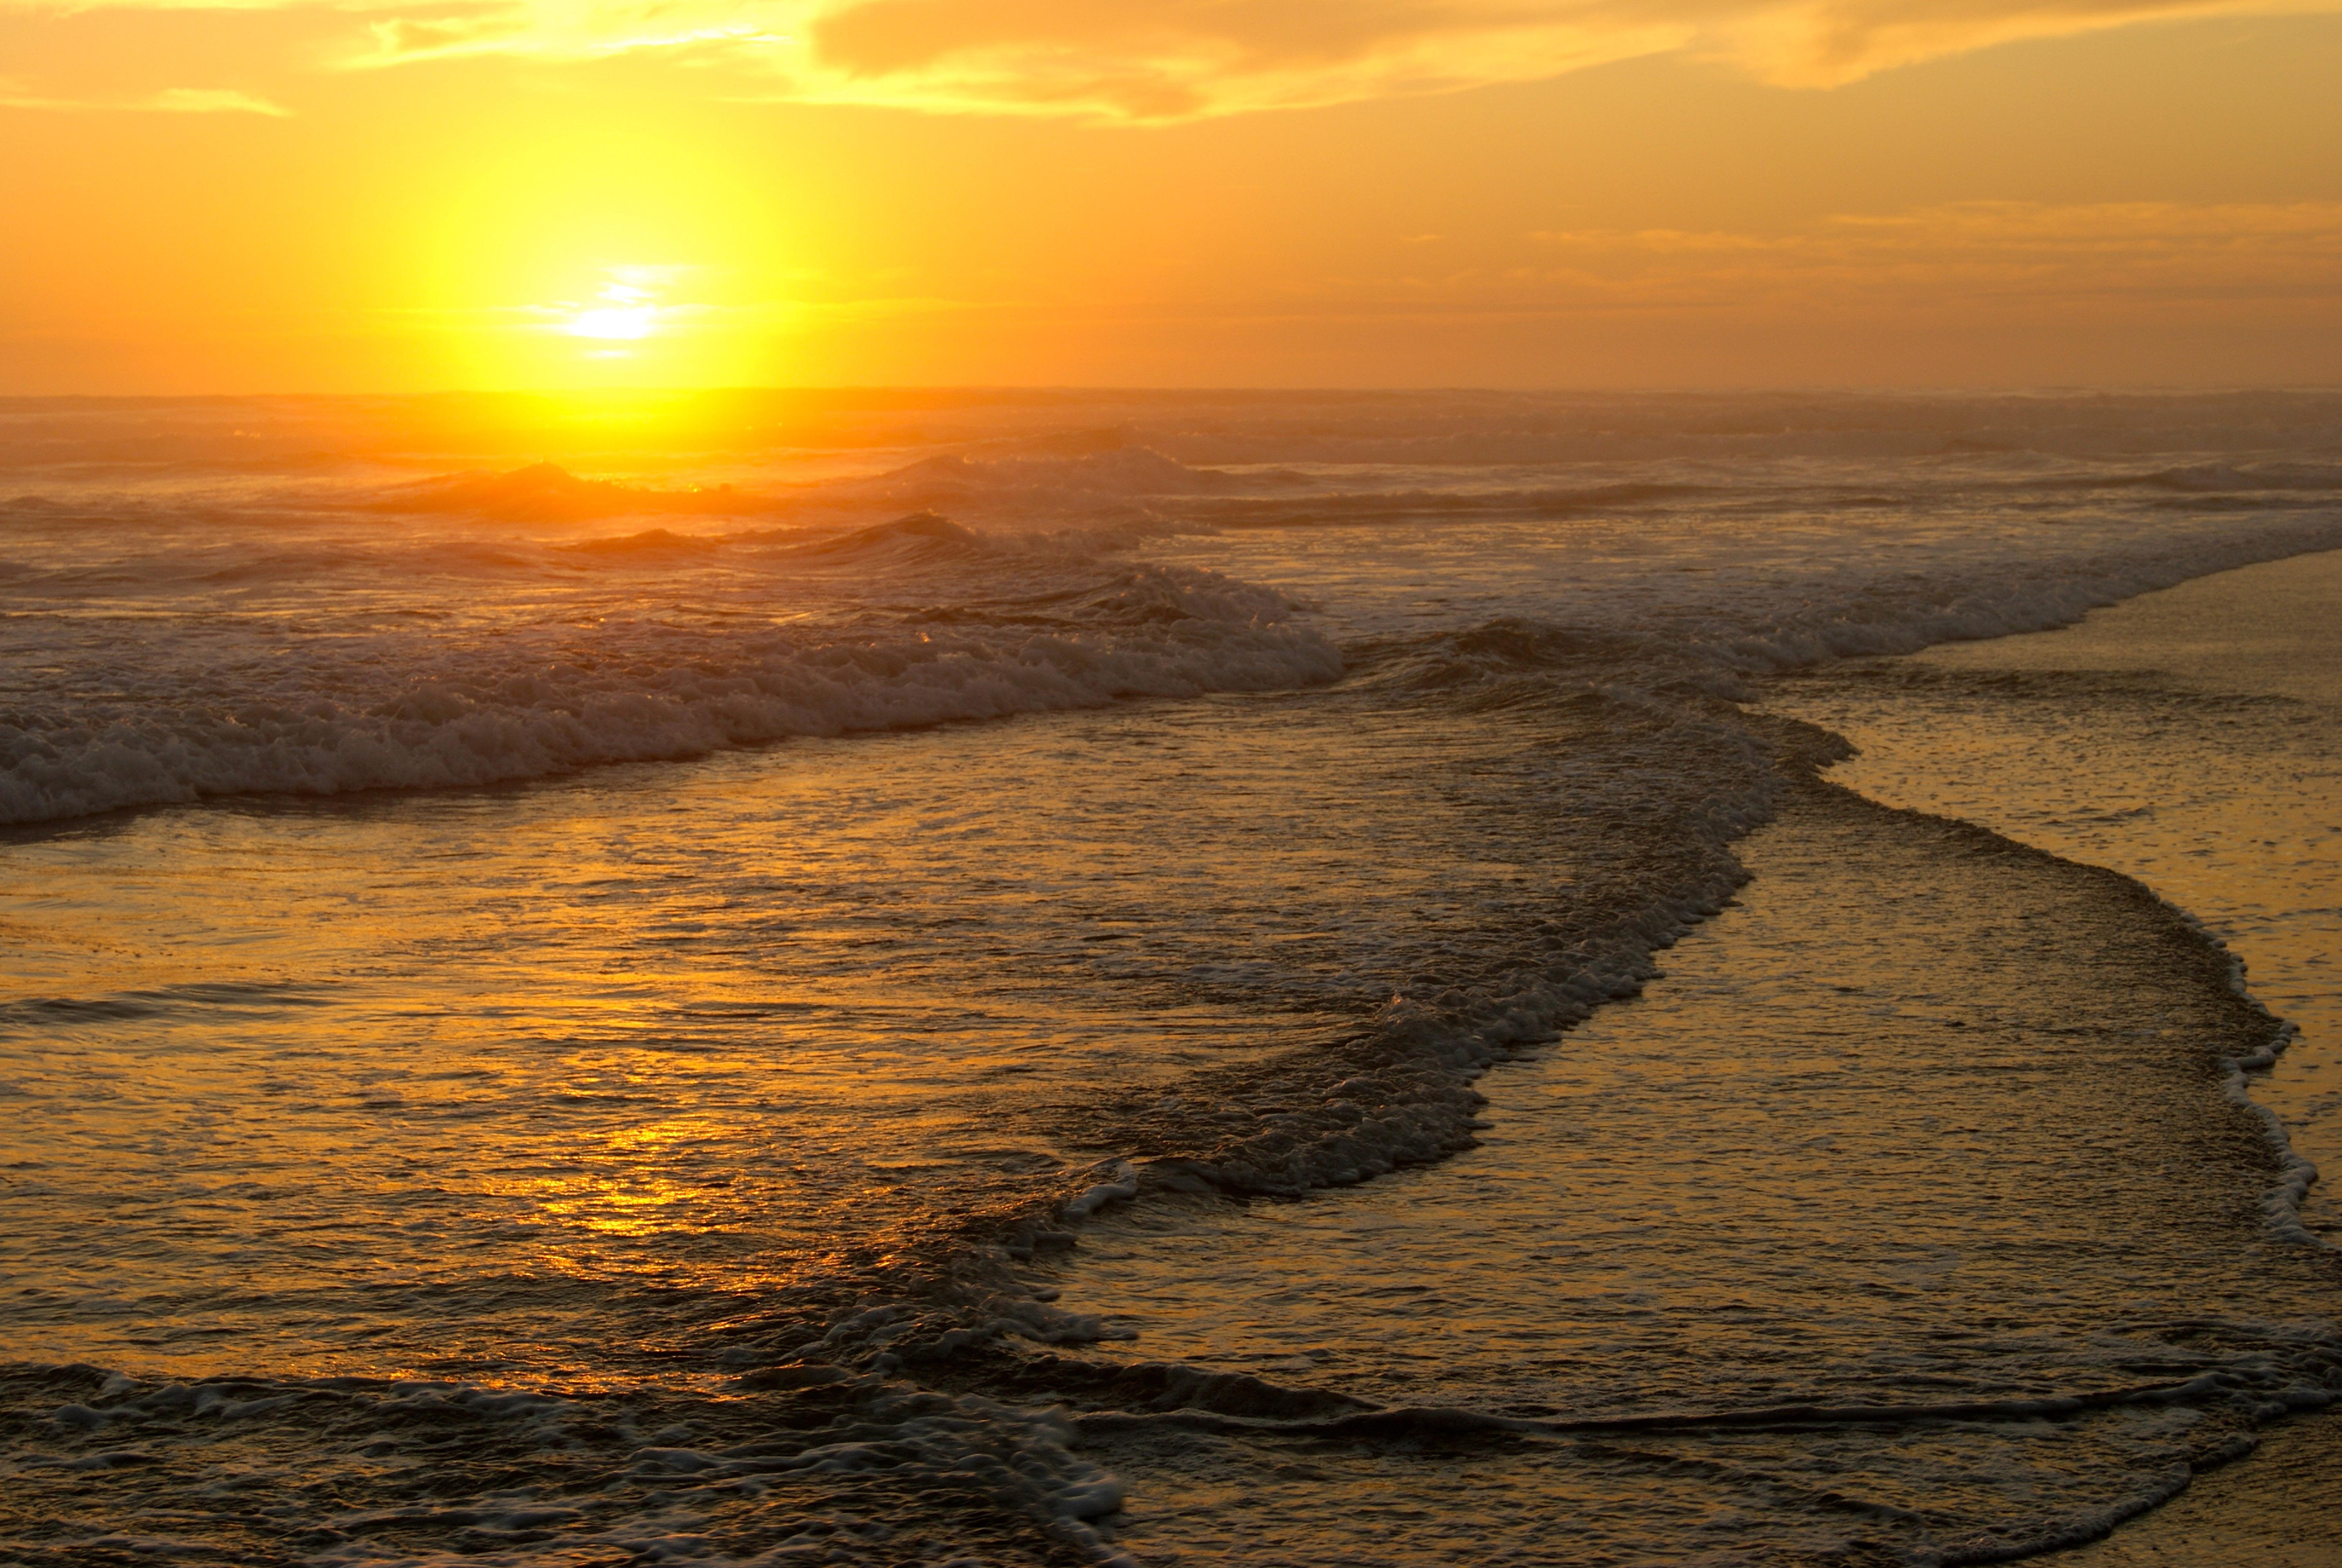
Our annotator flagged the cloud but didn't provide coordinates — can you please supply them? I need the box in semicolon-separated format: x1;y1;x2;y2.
793;0;1687;118
1694;0;2337;86
14;0;2340;120
147;85;292;111
329;0;1685;114
1457;200;2342;312
0;81;290;114
346;4;792;69
335;0;2342;117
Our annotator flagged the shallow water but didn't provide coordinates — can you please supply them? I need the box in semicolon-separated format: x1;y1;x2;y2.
1766;550;2342;1236
2;681;1739;1386
1054;785;2340;1564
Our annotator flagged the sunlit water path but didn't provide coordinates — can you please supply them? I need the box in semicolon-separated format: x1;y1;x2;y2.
3;683;1695;1386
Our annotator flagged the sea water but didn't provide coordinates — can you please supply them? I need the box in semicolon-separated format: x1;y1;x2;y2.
2;391;2338;1564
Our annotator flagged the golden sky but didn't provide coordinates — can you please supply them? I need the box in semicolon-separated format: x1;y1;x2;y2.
4;0;2340;390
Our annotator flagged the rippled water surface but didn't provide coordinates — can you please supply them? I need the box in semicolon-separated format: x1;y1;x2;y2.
1061;785;2340;1564
4;682;1722;1384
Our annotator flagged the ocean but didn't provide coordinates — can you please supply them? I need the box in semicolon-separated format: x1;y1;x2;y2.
2;389;2338;1566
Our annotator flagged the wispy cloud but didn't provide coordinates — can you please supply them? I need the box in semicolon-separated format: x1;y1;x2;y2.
7;0;2338;121
1432;200;2342;312
0;81;289;114
347;5;791;69
147;86;291;112
329;0;2342;119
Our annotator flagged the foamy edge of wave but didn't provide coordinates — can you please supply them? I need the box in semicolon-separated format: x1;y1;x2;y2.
1712;519;2342;679
0;610;1342;828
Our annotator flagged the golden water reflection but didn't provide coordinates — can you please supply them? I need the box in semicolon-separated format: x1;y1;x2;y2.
0;685;1590;1387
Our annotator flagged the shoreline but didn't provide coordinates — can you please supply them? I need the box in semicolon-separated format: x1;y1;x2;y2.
1767;546;2342;1240
2047;1412;2342;1565
1050;768;2334;1563
1765;548;2342;1564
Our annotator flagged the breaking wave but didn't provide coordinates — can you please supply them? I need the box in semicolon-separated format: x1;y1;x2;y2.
0;549;1339;825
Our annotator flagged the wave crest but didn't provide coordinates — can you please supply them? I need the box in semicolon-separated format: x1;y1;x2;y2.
0;560;1340;825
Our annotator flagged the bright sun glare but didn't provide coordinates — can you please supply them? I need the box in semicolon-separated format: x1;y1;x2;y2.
565;278;660;341
508;262;754;383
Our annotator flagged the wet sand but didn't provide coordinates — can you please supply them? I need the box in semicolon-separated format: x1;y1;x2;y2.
1768;549;2342;1236
1767;550;2342;1564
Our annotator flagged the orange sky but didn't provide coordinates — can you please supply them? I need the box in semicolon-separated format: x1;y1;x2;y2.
4;0;2340;392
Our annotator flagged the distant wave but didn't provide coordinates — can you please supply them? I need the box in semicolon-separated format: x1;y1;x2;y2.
1166;480;1716;529
366;450;1274;531
560;527;723;558
779;509;985;561
856;446;1254;498
2028;460;2342;495
376;462;769;523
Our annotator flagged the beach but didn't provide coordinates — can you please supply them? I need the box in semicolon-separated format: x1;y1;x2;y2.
1771;549;2342;1564
2;390;2338;1564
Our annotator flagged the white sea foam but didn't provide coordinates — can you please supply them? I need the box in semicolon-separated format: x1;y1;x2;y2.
0;541;1340;824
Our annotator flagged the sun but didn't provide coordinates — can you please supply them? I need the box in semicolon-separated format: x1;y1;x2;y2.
462;256;779;387
567;294;656;340
563;272;665;341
